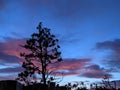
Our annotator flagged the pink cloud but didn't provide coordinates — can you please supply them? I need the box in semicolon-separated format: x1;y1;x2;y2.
0;38;26;58
0;38;91;77
0;38;112;79
52;58;90;71
47;58;91;76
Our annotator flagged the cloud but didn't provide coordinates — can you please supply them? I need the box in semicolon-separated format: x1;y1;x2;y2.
0;66;24;73
0;76;16;80
0;38;26;58
80;64;112;78
0;52;22;64
54;58;91;71
0;38;26;63
50;58;91;76
96;39;120;53
0;58;91;80
0;38;25;73
0;38;112;80
0;38;91;69
49;59;112;79
96;39;120;69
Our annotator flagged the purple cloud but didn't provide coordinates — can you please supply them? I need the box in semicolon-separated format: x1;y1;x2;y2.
96;39;120;70
96;39;120;52
0;38;26;58
0;76;16;80
80;64;112;78
0;38;113;80
0;66;24;73
0;52;22;64
0;38;26;64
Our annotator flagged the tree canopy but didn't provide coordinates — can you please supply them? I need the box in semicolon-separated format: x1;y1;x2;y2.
17;22;62;86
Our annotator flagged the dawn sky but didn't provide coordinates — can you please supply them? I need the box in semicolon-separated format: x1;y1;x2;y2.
0;0;120;85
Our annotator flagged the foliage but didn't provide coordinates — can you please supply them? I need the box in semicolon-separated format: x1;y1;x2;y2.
90;75;119;90
17;22;62;86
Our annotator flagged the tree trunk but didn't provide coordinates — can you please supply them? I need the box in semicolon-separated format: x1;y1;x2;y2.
42;67;47;90
42;72;46;85
42;63;46;86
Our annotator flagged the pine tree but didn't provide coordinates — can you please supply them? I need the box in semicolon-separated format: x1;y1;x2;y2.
17;22;62;86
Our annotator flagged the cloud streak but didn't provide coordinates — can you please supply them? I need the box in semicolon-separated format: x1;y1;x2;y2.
0;38;112;80
80;64;112;78
0;52;22;64
51;58;91;76
96;39;120;70
0;38;26;58
0;66;24;73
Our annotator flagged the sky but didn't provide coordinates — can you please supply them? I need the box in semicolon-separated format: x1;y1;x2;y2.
0;0;120;85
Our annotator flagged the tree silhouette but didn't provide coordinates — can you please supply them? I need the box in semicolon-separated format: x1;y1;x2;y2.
17;22;62;86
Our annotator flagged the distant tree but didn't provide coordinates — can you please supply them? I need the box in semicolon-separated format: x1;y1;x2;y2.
102;74;116;90
17;22;62;86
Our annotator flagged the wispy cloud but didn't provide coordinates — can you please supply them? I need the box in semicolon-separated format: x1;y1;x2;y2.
0;38;26;58
0;66;24;73
80;64;112;78
50;58;91;76
0;75;17;80
55;58;91;71
96;39;120;70
0;52;22;64
0;38;112;80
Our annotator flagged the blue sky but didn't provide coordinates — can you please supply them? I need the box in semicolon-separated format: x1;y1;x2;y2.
0;0;120;85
